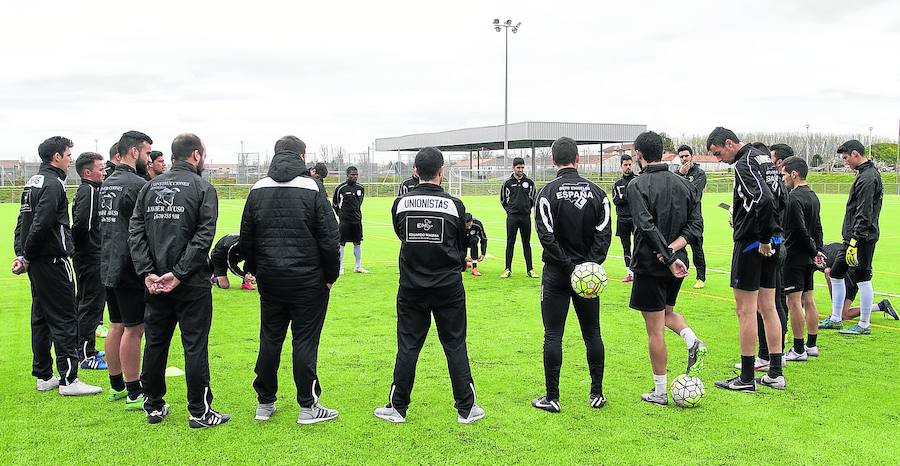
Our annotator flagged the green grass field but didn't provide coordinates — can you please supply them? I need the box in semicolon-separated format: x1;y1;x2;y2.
1;192;899;464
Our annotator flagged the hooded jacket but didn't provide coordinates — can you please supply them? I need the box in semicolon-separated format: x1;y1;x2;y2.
841;160;883;243
129;161;218;288
240;152;340;289
14;164;73;261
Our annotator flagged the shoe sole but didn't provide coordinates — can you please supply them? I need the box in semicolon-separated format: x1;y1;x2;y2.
374;413;406;423
255;406;276;421
641;398;668;406
457;412;485;424
757;378;786;390
531;403;560;413
189;420;230;429
714;383;756;393
298;413;338;425
59;390;102;396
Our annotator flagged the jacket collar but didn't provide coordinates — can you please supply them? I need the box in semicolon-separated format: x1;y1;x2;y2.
556;167;579;177
80;178;102;188
40;163;67;180
856;160;874;172
412;182;443;193
171;161;199;174
510;173;529;181
642;163;668;173
114;163;136;174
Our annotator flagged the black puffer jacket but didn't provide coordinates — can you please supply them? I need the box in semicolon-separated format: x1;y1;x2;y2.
240;152;340;289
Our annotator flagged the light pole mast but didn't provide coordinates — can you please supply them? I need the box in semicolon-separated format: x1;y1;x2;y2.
868;126;873;156
494;18;521;161
804;124;810;163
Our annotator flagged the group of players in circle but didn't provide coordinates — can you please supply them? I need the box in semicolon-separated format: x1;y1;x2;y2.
11;127;894;428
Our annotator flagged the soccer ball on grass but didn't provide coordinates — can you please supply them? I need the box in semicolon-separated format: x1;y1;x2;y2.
670;374;705;407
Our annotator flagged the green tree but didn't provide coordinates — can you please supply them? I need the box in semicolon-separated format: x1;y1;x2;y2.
871;142;899;165
659;132;676;154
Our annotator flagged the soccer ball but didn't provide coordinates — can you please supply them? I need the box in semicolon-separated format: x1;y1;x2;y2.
570;262;608;298
670;374;705;407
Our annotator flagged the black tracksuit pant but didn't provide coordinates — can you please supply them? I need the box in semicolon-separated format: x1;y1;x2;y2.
505;214;533;271
141;285;214;417
389;282;476;417
73;255;105;360
253;281;330;407
27;258;80;384
617;219;634;269
541;265;605;400
758;248;788;360
690;236;707;281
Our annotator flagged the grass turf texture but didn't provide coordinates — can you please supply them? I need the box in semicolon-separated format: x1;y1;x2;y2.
1;192;898;464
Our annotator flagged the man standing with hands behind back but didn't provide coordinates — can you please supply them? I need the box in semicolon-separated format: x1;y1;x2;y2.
676;145;708;289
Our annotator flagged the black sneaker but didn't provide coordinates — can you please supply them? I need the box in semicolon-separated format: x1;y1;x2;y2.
880;299;898;320
589;394;606;409
714;375;756;392
189;409;231;429
147;404;169;424
531;396;561;413
686;340;708;376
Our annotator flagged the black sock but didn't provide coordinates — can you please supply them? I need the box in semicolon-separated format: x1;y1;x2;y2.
740;355;755;383
807;334;817;347
793;338;804;354
109;373;125;392
125;380;142;399
768;353;783;378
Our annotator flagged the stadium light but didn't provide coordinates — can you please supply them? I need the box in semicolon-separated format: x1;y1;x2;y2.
493;18;522;161
868;126;874;156
804;124;810;163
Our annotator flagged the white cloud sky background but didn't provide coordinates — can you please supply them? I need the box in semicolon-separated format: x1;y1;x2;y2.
1;0;898;163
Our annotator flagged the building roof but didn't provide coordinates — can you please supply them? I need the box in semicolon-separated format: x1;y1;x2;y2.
375;121;646;152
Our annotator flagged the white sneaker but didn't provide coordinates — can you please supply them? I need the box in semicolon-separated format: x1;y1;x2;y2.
58;379;102;396
354;267;370;274
805;345;820;357
36;376;60;392
733;357;770;372
339;267;344;275
755;374;786;390
457;404;485;424
785;348;808;362
374;405;406;423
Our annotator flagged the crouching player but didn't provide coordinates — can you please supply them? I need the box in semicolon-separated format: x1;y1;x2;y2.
464;214;488;276
210;234;255;290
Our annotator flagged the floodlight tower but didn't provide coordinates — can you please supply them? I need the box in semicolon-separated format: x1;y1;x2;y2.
868;126;873;156
493;18;521;161
804;124;810;163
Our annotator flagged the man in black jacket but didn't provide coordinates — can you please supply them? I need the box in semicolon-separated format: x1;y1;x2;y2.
820;140;884;335
375;147;484;424
464;213;488;276
500;157;537;278
147;150;167;180
532;137;611;413
611;154;636;283
104;142;121;179
628;132;707;406
72;151;107;370
12;136;102;396
779;156;824;362
397;171;418;196
129;133;229;428
707;127;785;392
210;234;254;290
676;145;708;289
100;130;153;409
333;166;368;274
241;135;341;424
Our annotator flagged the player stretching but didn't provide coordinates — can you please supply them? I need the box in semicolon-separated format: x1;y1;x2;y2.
375;147;483;424
333;166;368;274
611;154;636;283
210;234;255;290
675;145;708;289
708;127;785;392
628;132;707;406
819;140;884;335
779;156;824;361
532;137;611;412
500;157;537;278
819;242;896;321
464;213;488;276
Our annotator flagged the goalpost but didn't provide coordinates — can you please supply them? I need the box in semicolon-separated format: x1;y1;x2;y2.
448;167;511;197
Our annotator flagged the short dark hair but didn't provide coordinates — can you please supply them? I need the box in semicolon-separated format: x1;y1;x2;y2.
782;156;809;179
706;127;739;150
465;213;473;223
171;133;203;161
75;152;103;176
38;136;74;163
313;162;328;178
117;130;153;157
109;142;119;158
837;139;865;156
512;157;525;167
149;150;164;162
414;147;444;180
551;137;577;165
634;131;664;163
770;143;794;161
620;154;632;164
346;166;358;175
274;135;306;155
677;144;693;155
750;142;770;154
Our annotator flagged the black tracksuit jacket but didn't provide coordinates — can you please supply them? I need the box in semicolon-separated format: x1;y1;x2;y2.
731;145;779;243
841;160;883;243
14;164;73;261
392;183;468;289
783;185;824;266
72;179;102;260
333;180;364;222
626;164;703;276
99;165;146;288
500;174;536;216
611;172;636;221
534;167;612;273
129;161;218;287
397;176;419;196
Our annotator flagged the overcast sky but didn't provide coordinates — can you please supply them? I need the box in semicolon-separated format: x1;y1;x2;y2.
2;0;898;163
